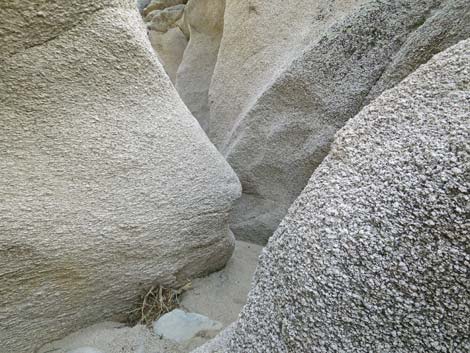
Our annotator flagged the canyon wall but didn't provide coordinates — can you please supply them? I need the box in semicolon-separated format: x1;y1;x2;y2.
0;1;240;352
146;0;469;244
199;37;470;353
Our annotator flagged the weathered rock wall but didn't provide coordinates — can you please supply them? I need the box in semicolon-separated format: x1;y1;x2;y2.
175;0;226;130
207;0;368;148
0;1;240;352
223;0;470;243
198;37;470;353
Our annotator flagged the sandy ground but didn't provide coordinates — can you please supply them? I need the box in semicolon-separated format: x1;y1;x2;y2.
38;241;262;353
180;240;262;325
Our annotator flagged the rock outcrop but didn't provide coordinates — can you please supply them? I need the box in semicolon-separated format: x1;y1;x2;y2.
136;0;151;13
0;1;240;352
220;0;470;243
141;0;189;83
207;0;367;148
149;27;188;83
143;0;186;16
141;0;225;129
146;3;185;31
175;0;226;130
213;38;470;352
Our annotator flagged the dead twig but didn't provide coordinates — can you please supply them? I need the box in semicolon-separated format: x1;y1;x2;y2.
127;282;192;327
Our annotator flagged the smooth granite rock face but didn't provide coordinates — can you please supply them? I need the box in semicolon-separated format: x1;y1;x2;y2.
0;1;240;352
222;0;470;244
175;0;226;131
223;39;470;352
149;26;188;83
208;0;367;148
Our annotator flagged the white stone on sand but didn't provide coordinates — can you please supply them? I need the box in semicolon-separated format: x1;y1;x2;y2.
154;309;222;342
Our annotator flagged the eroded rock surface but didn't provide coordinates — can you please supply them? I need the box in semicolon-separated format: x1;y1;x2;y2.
175;0;226;130
136;0;151;13
138;0;468;245
141;0;189;83
207;0;367;148
222;0;470;243
149;27;188;82
146;4;185;31
143;0;186;16
214;38;470;352
0;1;240;352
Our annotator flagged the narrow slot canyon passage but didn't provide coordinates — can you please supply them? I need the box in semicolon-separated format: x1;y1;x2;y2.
0;1;468;353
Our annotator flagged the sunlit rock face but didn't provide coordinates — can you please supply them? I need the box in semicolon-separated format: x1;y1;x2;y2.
0;1;240;352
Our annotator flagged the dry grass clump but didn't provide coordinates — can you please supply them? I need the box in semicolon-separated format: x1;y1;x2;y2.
127;282;191;327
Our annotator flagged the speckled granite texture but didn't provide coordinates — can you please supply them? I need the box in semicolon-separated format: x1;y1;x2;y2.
224;39;470;352
0;1;240;352
223;0;470;245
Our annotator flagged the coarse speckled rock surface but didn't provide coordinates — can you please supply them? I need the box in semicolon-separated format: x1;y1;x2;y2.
365;0;470;103
0;1;240;352
208;0;367;148
175;0;225;131
223;0;470;244
221;38;470;352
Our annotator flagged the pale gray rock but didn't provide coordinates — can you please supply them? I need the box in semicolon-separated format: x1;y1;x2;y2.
146;4;185;31
149;27;188;82
39;241;260;353
175;0;225;131
365;0;470;102
136;0;151;13
143;0;186;16
223;39;470;352
0;0;129;60
177;11;190;39
0;1;240;352
154;309;223;342
222;0;470;244
208;0;367;148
